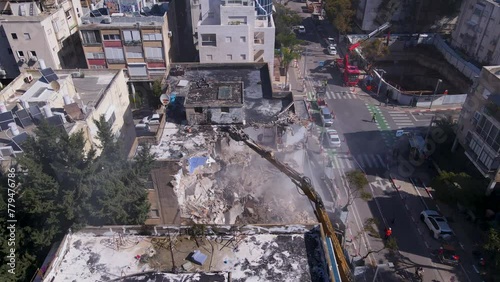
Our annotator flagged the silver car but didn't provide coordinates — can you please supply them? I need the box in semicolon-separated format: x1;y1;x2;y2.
325;129;341;148
320;107;334;127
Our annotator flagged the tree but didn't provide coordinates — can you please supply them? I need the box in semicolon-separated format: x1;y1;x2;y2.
343;170;371;209
361;39;390;63
274;3;302;38
324;0;355;34
484;228;500;269
353;218;399;262
152;79;162;97
0;118;154;280
431;171;486;208
278;47;301;86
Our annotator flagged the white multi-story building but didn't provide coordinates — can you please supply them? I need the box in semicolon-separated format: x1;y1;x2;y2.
195;0;275;74
0;0;86;79
451;0;500;65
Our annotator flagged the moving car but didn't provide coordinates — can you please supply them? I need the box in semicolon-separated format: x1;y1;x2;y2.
325;129;341;148
420;210;454;240
142;113;161;125
320;107;334;127
327;46;337;55
298;26;306;34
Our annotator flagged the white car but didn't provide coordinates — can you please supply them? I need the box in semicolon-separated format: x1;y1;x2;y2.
420;210;454;240
298;26;306;34
142;113;161;124
327;46;337;55
325;129;341;148
326;37;336;47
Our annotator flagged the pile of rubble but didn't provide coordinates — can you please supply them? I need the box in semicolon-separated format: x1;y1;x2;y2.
170;137;315;225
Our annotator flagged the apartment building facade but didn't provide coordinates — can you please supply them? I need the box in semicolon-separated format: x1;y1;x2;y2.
451;0;500;65
196;0;275;74
454;66;500;194
78;0;174;81
0;0;86;79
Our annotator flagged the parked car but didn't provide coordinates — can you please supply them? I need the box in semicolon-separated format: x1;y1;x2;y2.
320;107;334;127
326;37;336;47
325;129;341;148
142;113;161;124
420;210;454;240
135;123;150;134
327;46;337;55
298;25;306;34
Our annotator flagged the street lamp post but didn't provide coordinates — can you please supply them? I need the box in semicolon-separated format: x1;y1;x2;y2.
376;70;386;97
429;79;442;109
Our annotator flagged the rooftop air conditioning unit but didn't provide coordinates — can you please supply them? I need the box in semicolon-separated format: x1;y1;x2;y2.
30;56;38;62
103;17;112;24
24;74;33;83
19;58;26;63
83;20;90;24
168;31;172;37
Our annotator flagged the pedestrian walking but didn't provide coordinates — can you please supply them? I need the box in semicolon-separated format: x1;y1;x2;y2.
371;113;377;122
385;98;389;106
384;227;392;239
415;267;424;281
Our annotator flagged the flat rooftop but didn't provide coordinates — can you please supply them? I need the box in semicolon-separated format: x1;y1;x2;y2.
42;225;329;282
167;63;290;124
185;81;244;107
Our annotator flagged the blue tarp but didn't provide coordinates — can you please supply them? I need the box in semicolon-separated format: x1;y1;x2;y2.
188;157;209;174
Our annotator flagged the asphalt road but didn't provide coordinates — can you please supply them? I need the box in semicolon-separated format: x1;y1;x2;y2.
286;3;471;281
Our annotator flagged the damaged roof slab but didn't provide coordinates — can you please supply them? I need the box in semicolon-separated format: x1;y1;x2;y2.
41;225;329;282
185;81;244;107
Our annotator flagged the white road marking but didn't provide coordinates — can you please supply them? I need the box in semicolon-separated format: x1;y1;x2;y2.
424;241;430;249
376;155;385;167
364;154;373;167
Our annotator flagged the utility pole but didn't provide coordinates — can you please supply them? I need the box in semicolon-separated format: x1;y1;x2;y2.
429;79;442;109
424;115;435;144
376;69;386;96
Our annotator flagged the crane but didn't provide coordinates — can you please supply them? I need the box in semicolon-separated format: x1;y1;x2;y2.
336;22;391;87
224;126;352;282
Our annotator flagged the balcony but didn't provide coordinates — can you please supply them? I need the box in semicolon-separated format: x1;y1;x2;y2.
124;40;142;46
107;59;126;64
82;41;102;46
145;57;165;63
484;101;500;123
464;132;500;177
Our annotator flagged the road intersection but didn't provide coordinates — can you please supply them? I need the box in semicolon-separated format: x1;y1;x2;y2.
285;2;474;281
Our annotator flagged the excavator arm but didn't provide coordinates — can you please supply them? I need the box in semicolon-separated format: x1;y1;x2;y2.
225;126;352;282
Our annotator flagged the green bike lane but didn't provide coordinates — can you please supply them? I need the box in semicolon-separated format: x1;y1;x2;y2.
366;103;397;149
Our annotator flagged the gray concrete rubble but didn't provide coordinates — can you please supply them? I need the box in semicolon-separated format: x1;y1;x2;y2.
147;123;316;225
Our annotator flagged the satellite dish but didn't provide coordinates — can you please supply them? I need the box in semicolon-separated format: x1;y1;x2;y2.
50;80;61;91
159;94;170;106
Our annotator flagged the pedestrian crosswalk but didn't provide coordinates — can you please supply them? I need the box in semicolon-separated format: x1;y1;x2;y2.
326;91;360;100
388;111;414;129
328;153;388;170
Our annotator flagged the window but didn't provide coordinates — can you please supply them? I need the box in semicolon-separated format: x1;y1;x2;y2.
194;107;203;113
240;54;246;60
126;49;144;58
150;209;160;218
201;34;216;46
221;107;229;113
144;47;163;60
254;32;264;44
123;30;141;43
228;16;247;25
17;51;24;57
103;34;121;41
7;48;12;55
81;30;101;44
225;36;232;43
240;36;246;43
65;10;71;20
206;54;213;61
29;51;37;57
226;54;232;60
89;65;105;69
11;33;17;40
85;52;105;59
23;33;30;40
104;47;125;62
143;33;162;41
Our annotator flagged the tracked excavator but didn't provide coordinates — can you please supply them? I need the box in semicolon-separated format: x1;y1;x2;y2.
224;126;352;282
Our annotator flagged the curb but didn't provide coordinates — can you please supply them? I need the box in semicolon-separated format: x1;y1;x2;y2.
407;107;462;113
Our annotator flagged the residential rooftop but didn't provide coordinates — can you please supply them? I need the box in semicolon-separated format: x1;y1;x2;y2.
484;65;500;79
0;0;69;21
0;68;120;157
167;63;292;124
39;224;330;282
80;0;169;27
185;81;244;107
